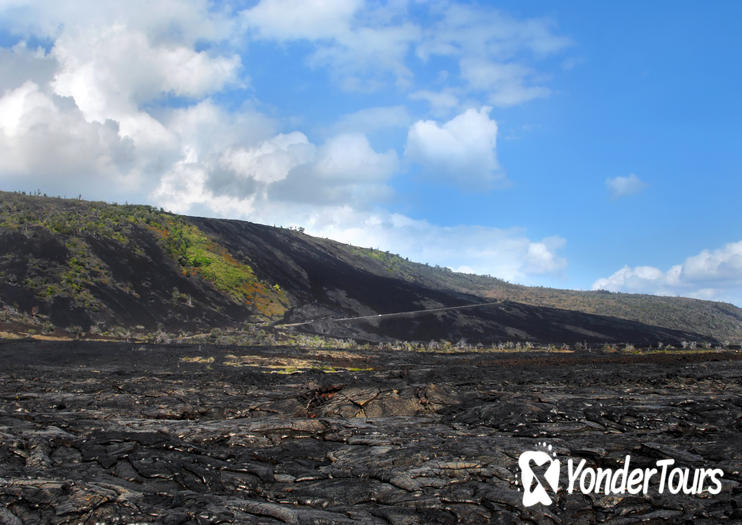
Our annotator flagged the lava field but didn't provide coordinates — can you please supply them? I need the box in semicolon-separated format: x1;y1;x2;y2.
1;340;741;523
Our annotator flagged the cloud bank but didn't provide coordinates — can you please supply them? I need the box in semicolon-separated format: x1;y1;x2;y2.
593;241;742;304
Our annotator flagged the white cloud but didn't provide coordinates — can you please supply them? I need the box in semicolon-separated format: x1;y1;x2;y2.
152;157;211;215
308;23;420;91
276;133;397;206
2;3;240;140
0;3;402;212
243;133;398;206
416;4;571;61
409;89;460;116
51;24;241;128
416;4;570;106
1;0;234;45
684;242;742;283
242;0;361;41
164;100;276;160
152;156;255;217
151;127;398;210
459;58;549;106
302;211;566;283
592;241;742;305
0;81;137;194
242;1;569;97
0;42;57;92
329;105;412;135
0;2;248;200
220;132;315;185
405;107;501;186
243;0;418;91
606;173;646;198
314;133;397;181
0;0;242;154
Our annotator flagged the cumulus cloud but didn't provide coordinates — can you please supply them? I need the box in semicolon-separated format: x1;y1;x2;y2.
0;0;244;199
0;42;57;92
592;241;742;305
313;134;397;181
152;128;398;210
152;155;258;218
0;81;137;195
219;132;315;185
245;133;398;206
4;0;240;123
282;134;397;205
405;107;501;186
606;173;646;198
51;24;240;130
164;100;276;160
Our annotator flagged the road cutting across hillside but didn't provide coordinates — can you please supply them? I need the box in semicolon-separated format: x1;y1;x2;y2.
275;300;505;328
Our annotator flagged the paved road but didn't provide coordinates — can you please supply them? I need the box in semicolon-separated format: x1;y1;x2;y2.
275;300;503;328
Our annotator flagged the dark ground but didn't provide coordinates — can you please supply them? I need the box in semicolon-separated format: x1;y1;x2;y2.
1;340;741;524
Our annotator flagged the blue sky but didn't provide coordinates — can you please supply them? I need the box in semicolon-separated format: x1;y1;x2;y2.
1;1;741;305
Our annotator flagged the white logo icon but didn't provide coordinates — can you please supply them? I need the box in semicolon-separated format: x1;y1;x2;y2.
519;443;560;507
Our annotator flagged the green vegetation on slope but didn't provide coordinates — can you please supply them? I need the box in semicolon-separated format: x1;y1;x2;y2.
1;193;161;245
1;195;154;311
151;216;287;316
346;246;416;279
0;191;287;320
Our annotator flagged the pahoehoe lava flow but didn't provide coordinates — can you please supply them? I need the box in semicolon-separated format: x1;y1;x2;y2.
0;340;741;523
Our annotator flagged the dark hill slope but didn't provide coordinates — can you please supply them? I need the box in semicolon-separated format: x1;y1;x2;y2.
190;215;742;343
257;233;742;343
272;234;742;344
0;191;736;344
188;217;712;345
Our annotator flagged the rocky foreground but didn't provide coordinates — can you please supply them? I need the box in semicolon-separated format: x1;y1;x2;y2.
0;340;741;524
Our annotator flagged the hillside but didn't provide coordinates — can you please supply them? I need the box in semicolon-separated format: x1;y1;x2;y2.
309;243;742;344
1;191;740;344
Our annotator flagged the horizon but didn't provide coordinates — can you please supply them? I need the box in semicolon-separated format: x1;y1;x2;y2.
5;187;740;309
1;1;741;306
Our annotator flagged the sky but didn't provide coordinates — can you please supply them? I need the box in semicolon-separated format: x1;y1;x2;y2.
1;1;741;305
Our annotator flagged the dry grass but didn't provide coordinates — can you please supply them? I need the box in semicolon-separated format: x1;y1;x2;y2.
180;356;215;364
223;354;371;374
